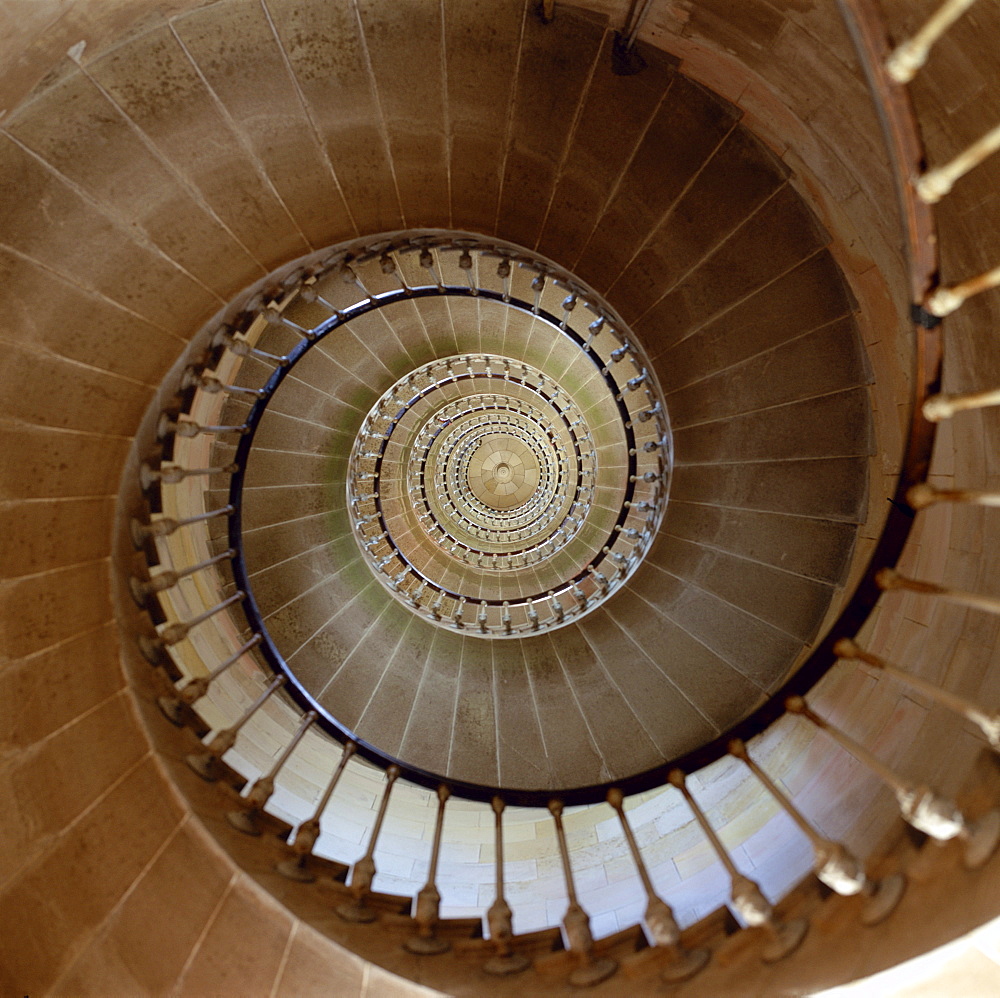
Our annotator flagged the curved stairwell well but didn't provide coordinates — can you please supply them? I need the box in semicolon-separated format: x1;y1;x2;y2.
3;1;1000;996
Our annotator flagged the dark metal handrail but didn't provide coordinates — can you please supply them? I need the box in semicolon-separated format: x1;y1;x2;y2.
210;206;939;806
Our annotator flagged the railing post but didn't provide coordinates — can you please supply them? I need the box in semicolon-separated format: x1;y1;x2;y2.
786;696;1000;869
925;263;1000;317
549;799;617;987
909;482;1000;510
185;675;285;781
129;548;235;605
405;784;451;955
337;766;401;923
130;504;234;548
668;770;808;962
606;788;709;982
157;413;250;439
157;633;262;725
835;639;1000;752
277;740;357;882
915;122;1000;203
878;567;1000;617
138;591;246;665
484;797;530;976
227;712;316;835
728;739;906;926
886;0;979;83
140;461;239;492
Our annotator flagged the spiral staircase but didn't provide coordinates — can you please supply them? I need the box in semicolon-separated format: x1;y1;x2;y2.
3;1;1000;995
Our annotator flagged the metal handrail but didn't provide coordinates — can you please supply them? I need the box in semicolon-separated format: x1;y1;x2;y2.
136;202;939;803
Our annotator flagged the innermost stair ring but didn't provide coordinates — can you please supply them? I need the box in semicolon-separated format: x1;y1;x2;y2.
347;348;660;636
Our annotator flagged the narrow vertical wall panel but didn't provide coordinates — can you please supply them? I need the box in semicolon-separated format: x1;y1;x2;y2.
535;38;676;265
87;23;311;268
356;0;449;229
171;0;357;249
444;0;526;235
266;0;405;235
495;8;606;249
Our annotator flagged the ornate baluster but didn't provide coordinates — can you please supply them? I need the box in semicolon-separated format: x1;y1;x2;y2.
138;591;246;664
835;639;1000;752
728;739;906;926
484;797;530;975
669;770;808;962
405;785;451;955
886;0;979;83
185;675;285;781
212;327;290;366
339;262;371;300
497;257;512;302
140;461;239;492
129;548;235;605
379;251;411;294
130;504;234;548
419;247;443;291
458;249;476;295
337;765;401;923
181;368;267;397
878;567;1000;616
262;304;316;338
909;482;1000;509
530;272;545;314
606;788;709;982
786;696;1000;869
297;283;344;321
916;122;1000;203
277;740;357;882
227;711;316;835
157;633;262;725
923;387;1000;421
549;799;617;987
925;262;1000;317
157;414;249;440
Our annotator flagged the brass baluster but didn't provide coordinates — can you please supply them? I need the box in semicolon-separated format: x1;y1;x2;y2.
549;799;617;987
185;675;285;782
836;639;1000;754
227;712;316;835
337;766;401;923
138;591;246;665
916;122;1000;203
129;504;234;548
925;262;1000;317
786;696;1000;869
484;797;530;976
157;633;262;725
277;740;357;882
923;387;1000;421
669;770;808;962
909;482;1000;509
886;0;979;83
878;567;1000;617
607;788;709;982
140;461;239;492
129;548;235;605
729;739;906;926
405;785;451;955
